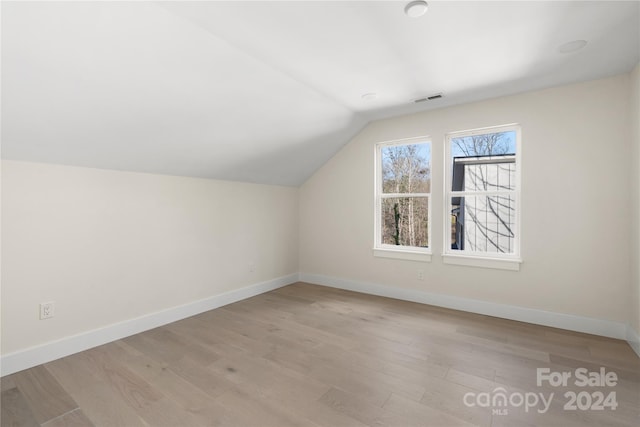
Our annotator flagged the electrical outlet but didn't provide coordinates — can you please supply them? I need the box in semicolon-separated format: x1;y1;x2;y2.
40;302;55;320
248;263;255;272
417;270;424;281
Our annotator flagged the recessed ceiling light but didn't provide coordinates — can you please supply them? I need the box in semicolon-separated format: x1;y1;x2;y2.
362;93;378;101
405;1;428;18
557;40;588;54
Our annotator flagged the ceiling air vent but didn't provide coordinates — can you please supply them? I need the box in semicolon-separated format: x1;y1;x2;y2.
414;93;443;103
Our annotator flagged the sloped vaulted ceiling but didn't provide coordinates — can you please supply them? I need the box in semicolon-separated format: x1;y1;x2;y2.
2;1;639;186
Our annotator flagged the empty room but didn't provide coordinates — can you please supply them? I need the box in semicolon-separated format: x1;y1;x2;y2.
1;1;639;426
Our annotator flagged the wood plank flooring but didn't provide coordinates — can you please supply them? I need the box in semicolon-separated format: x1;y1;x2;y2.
2;282;639;426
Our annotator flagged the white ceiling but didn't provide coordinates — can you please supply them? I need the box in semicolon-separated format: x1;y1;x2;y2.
2;1;639;186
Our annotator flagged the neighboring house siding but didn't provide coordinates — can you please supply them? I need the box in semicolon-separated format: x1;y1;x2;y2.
452;155;516;253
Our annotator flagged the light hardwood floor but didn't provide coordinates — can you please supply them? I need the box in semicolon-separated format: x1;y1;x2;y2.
2;282;639;426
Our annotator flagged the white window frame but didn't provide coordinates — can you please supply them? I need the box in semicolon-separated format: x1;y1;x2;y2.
374;137;432;262
443;124;522;271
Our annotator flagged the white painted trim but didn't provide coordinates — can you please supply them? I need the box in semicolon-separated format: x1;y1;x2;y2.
374;138;433;255
299;273;628;340
373;248;432;262
443;124;522;261
0;274;299;376
626;324;640;359
442;254;521;271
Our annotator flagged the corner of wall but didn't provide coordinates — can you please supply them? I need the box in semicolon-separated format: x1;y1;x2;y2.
630;63;640;357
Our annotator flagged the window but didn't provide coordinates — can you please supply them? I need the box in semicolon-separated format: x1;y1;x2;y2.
444;125;521;270
374;138;431;262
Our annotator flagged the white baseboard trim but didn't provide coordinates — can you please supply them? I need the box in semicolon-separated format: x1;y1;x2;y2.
300;273;629;341
626;325;640;359
1;273;299;376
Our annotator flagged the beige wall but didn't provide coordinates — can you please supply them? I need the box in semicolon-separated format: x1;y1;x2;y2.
631;64;640;337
3;71;637;360
300;74;632;323
1;161;298;354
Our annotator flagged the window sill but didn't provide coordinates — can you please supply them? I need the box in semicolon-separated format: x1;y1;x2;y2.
373;247;432;262
442;253;521;271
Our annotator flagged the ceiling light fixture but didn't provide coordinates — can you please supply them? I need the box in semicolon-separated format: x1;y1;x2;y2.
405;1;428;18
557;39;588;54
361;93;378;101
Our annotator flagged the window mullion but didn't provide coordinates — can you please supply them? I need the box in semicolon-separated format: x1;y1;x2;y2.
382;193;430;198
448;190;516;197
